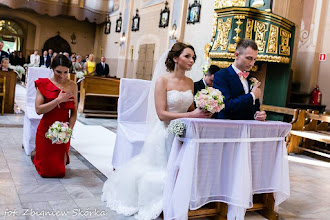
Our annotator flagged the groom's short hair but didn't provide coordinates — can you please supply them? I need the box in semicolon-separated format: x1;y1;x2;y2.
236;39;258;52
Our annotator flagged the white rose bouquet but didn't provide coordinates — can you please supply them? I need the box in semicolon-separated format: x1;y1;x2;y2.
167;120;186;137
75;71;85;79
45;121;72;144
194;87;225;113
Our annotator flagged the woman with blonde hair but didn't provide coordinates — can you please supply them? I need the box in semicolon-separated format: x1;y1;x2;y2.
84;53;96;76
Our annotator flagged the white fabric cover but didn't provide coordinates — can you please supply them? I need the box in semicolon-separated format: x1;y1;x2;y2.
22;67;52;155
163;118;292;220
111;78;151;169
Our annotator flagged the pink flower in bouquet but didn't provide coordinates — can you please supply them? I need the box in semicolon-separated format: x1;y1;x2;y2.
194;87;225;113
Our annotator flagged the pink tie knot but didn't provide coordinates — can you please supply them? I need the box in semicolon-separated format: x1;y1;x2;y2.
238;72;249;79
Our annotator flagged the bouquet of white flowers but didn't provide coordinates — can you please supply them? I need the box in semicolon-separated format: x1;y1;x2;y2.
167;120;186;137
75;71;85;79
9;65;26;79
194;87;225;113
45;121;72;144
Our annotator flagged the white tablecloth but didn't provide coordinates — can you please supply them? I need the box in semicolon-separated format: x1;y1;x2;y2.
163;118;291;220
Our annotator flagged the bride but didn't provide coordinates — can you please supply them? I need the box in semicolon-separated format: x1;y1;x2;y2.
102;42;212;220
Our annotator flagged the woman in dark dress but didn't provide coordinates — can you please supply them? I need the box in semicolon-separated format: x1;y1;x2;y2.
33;54;78;177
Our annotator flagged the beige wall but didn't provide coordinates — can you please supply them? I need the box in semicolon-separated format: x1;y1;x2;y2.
100;0;171;79
0;6;96;58
183;0;215;82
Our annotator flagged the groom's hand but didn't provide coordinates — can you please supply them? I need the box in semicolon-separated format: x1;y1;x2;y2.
254;111;267;121
251;82;261;99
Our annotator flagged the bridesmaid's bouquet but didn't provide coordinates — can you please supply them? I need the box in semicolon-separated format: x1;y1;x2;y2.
45;121;72;144
194;87;225;113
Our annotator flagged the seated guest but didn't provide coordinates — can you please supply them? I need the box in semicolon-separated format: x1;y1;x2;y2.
0;58;12;71
84;54;96;76
30;50;40;66
40;50;51;67
96;56;110;77
194;65;220;95
213;38;266;121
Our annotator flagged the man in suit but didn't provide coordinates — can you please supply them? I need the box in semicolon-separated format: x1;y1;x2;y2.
96;56;110;77
0;41;9;63
40;50;51;67
213;38;266;121
194;65;220;95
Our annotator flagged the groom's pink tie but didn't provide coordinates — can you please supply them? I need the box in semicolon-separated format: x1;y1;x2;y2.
238;72;249;79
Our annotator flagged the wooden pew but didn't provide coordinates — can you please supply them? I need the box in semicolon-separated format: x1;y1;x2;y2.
0;71;17;113
78;76;120;118
288;110;330;157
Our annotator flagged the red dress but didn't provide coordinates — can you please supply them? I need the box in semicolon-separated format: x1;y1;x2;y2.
33;78;75;178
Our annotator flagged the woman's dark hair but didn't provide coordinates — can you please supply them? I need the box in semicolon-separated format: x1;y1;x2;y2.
50;54;71;69
165;42;196;72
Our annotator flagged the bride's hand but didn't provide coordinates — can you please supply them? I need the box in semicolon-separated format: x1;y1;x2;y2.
190;108;213;118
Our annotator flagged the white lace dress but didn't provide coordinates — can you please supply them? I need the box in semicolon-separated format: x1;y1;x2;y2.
102;90;193;220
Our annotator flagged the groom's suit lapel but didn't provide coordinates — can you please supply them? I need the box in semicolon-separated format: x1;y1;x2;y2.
228;65;245;95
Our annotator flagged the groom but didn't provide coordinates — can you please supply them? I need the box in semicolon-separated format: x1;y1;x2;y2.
213;38;266;121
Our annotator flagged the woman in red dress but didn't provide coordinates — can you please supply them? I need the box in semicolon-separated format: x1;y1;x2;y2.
33;54;78;177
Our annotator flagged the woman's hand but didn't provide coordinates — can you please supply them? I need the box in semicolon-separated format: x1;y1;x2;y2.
190;108;213;118
56;88;74;104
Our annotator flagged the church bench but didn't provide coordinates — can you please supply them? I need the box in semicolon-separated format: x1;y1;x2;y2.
260;104;299;124
78;76;120;117
287;110;330;157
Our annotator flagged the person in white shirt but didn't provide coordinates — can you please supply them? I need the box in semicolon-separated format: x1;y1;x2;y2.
30;50;40;66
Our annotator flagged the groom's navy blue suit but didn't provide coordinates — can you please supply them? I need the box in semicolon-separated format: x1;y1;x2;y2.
213;65;260;120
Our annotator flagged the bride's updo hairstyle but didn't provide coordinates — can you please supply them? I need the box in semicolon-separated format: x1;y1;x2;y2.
165;42;196;72
50;54;71;69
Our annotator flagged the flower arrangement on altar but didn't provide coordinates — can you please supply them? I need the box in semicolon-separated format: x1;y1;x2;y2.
45;121;72;144
194;87;225;114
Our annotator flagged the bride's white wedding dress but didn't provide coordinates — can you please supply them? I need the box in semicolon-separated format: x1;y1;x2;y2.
102;90;193;220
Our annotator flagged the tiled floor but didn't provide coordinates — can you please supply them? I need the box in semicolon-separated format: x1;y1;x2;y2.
0;83;329;219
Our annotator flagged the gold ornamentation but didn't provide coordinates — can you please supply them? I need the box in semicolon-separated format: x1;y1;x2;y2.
279;28;291;56
228;43;236;52
254;20;269;52
212;13;218;40
212;18;232;51
266;24;279;54
250;65;258;72
209;52;290;64
245;18;254;39
204;43;211;59
214;0;245;9
233;17;244;42
211;61;233;68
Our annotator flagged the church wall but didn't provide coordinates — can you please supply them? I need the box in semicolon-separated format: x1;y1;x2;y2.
0;6;96;58
316;0;330;111
183;0;215;82
100;0;171;79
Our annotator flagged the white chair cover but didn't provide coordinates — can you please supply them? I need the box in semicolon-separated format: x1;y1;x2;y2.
22;67;52;155
111;78;151;169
